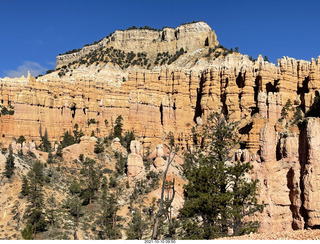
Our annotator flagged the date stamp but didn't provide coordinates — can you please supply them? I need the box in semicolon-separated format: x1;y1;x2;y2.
144;240;176;243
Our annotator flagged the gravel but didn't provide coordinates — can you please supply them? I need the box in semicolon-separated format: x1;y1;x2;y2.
218;229;320;240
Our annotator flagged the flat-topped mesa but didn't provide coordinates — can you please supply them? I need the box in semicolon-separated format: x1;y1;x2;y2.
56;21;219;69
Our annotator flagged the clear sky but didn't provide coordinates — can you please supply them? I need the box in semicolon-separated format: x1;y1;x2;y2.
1;0;320;77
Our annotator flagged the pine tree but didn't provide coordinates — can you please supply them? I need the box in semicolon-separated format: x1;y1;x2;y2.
22;161;47;239
69;179;82;195
21;224;33;240
73;123;84;143
20;175;30;196
126;209;147;240
99;193;122;239
3;145;15;178
46;195;56;227
61;130;75;148
68;196;82;225
47;151;54;165
179;112;263;239
17;135;26;145
122;130;135;152
94;138;105;154
114;152;126;175
113;115;123;139
80;157;100;206
39;129;51;152
66;178;83;226
56;144;63;157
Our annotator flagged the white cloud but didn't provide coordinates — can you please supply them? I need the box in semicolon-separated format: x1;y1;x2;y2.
4;61;48;78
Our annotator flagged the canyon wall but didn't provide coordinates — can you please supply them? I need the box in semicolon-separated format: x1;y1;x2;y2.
1;22;320;233
56;21;219;69
1;55;320;151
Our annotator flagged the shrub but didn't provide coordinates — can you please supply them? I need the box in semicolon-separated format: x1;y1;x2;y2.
94;138;104;154
17;135;26;145
60;130;75;148
87;118;97;126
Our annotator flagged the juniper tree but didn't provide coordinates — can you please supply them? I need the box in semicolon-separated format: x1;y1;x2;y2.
179;112;263;239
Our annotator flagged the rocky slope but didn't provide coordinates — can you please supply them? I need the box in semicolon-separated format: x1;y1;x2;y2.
1;21;320;236
0;137;185;240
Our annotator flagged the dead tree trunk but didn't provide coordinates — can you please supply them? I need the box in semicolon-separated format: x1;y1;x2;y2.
151;149;176;240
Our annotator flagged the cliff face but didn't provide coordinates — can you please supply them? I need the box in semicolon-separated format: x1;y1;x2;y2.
1;22;320;233
56;21;219;69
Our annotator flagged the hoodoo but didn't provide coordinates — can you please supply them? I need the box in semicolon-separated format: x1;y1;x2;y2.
1;21;320;239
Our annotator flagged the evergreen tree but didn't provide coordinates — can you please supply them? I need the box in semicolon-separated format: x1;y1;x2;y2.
80;157;100;206
47;151;54;165
21;224;33;240
22;161;47;239
68;195;82;225
39;129;51;152
94;138;105;154
99;193;122;239
17;135;26;145
126;209;147;240
179;112;263;239
56;144;63;158
122;130;135;152
20;175;30;196
73;124;84;143
114;152;127;175
46;195;56;227
69;179;82;195
61;130;75;148
66;178;83;226
3;145;15;178
113;115;123;139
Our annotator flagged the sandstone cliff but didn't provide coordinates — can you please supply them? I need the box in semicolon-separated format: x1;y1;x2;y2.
56;21;218;69
1;22;320;234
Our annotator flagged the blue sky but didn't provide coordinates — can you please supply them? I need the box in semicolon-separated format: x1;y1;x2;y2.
1;0;320;77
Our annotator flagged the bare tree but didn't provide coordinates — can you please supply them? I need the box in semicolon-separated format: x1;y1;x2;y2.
152;132;178;240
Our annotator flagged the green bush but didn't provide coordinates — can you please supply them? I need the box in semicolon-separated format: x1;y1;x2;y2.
87;118;97;126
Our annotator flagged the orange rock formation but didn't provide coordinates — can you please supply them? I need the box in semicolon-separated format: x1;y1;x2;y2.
1;21;320;233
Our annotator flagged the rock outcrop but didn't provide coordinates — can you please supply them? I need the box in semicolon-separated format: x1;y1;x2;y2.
111;137;127;157
1;22;320;234
301;118;320;228
56;21;219;69
127;140;145;177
